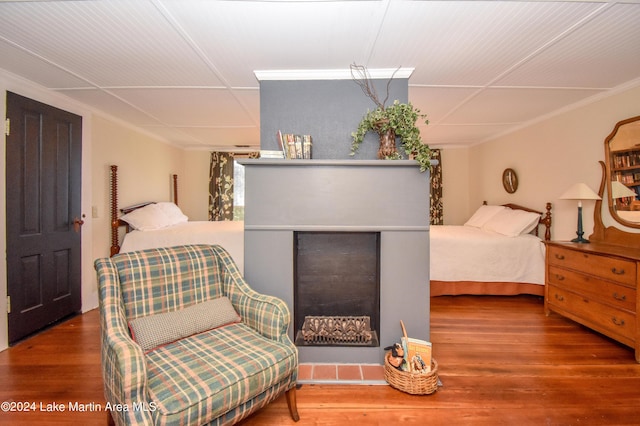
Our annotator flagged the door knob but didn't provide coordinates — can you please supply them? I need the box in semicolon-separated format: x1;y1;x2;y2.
73;216;85;233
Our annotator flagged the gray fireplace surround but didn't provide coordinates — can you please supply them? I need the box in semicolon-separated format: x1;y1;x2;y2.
240;159;430;364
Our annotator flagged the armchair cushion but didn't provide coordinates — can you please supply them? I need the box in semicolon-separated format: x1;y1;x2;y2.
129;296;241;352
145;322;297;424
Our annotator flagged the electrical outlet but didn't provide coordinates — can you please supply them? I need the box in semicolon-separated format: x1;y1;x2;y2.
92;206;98;218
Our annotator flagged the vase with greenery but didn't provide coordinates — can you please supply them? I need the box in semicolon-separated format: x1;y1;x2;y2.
349;64;431;172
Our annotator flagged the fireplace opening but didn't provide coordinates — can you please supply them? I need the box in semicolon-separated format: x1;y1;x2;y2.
294;232;380;347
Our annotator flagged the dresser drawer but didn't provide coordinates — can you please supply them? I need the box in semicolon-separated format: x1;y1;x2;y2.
547;285;636;341
548;265;636;312
547;245;637;287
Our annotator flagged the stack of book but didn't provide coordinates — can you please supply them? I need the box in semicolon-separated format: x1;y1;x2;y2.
277;131;312;159
259;150;285;159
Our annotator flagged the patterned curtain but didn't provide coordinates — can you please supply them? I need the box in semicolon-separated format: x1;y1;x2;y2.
208;151;261;221
430;149;443;225
209;152;235;221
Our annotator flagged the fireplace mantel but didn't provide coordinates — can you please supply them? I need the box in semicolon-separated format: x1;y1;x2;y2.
240;159;430;230
240;159;431;364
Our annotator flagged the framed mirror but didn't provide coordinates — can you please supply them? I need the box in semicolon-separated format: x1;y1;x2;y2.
604;115;640;229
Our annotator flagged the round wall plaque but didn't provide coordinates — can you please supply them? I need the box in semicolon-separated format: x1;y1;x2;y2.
502;168;518;194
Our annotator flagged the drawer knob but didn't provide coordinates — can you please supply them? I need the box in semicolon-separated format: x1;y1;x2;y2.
554;294;564;301
554;274;565;281
613;292;627;302
554;254;565;260
611;317;625;327
611;268;625;276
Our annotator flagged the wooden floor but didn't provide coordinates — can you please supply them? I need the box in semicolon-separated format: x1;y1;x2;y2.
1;295;639;425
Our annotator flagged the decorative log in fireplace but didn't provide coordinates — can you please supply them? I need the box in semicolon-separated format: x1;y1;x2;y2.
296;315;379;346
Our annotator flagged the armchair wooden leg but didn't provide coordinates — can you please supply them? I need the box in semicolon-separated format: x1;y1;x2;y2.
107;411;115;426
285;387;300;422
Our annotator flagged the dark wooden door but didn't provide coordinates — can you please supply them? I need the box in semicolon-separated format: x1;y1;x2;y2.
6;91;83;344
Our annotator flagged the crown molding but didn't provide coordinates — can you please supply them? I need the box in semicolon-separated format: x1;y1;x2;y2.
254;68;414;81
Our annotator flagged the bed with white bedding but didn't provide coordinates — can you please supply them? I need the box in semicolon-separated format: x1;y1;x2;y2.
108;165;245;273
430;203;552;297
119;220;245;273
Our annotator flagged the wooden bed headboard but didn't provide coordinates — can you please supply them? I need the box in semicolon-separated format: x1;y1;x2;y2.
109;165;178;256
483;201;552;241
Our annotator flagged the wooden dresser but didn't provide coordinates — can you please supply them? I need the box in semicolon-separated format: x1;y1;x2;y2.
544;241;640;362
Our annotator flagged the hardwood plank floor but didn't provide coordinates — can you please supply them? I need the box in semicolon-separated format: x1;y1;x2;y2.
1;295;639;425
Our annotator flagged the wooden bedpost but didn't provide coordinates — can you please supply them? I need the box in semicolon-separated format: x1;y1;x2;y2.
172;174;178;206
543;202;552;241
110;165;120;256
540;203;551;241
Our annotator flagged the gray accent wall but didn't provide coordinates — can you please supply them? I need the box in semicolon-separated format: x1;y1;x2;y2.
259;79;408;160
240;159;430;364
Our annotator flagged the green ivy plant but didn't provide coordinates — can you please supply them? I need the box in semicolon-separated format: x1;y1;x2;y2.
349;64;431;172
350;100;431;172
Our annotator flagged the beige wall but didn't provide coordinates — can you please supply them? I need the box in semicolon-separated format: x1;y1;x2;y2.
180;150;212;221
438;148;471;225
91;115;185;262
440;83;640;240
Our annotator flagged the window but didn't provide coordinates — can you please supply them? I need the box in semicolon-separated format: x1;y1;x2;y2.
233;160;245;220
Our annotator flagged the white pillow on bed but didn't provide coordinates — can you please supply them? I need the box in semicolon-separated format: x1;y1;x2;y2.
464;205;506;228
156;202;188;224
120;202;188;231
482;208;541;237
120;203;168;231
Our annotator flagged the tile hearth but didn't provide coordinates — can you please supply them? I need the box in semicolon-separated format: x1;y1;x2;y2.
298;363;387;385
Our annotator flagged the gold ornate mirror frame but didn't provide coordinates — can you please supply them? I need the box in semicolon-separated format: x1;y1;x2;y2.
604;115;640;229
591;115;640;247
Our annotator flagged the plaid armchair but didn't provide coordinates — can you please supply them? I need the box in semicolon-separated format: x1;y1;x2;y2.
95;244;299;425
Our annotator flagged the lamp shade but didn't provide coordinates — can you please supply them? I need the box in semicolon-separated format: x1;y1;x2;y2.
611;181;636;199
559;183;601;201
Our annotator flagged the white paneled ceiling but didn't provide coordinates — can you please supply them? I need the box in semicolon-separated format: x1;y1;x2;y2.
1;0;639;150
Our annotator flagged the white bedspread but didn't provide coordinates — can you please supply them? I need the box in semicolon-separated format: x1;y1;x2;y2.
430;225;545;285
120;221;245;273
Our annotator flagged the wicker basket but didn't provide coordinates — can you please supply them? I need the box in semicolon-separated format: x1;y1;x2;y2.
384;352;439;395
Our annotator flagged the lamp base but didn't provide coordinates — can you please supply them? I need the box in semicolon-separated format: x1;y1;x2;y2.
572;205;589;244
570;236;590;244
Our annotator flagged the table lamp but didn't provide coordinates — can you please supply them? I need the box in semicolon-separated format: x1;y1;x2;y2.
559;183;601;243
